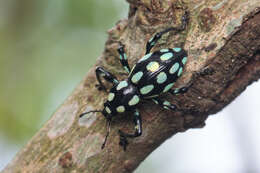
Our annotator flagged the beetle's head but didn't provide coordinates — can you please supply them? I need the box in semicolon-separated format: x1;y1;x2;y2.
103;80;140;115
79;80;140;149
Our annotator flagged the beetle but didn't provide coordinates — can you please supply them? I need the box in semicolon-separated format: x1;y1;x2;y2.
80;11;192;150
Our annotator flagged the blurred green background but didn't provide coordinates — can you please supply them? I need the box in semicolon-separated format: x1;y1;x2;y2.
0;0;129;169
0;0;127;144
1;1;260;172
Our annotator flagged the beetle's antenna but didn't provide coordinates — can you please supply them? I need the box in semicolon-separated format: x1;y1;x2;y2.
101;119;111;149
79;110;102;118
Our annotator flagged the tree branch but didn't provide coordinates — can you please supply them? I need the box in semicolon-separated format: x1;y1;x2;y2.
3;0;260;173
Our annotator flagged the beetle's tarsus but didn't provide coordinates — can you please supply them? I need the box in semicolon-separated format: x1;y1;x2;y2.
118;130;129;151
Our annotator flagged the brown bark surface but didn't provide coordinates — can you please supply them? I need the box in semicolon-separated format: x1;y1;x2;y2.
3;0;260;173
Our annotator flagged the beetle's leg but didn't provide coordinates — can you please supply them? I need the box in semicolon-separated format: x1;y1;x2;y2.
145;11;189;54
118;109;142;151
168;67;214;95
152;98;177;111
169;82;193;96
95;66;119;91
117;44;131;74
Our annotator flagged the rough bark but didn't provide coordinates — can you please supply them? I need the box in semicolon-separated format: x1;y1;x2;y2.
3;0;260;173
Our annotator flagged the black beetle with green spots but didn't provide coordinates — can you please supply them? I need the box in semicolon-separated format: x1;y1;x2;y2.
80;11;193;150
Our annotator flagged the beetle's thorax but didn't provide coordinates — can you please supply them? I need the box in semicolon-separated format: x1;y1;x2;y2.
102;80;140;117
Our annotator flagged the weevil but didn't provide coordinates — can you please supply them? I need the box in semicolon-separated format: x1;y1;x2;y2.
80;11;192;150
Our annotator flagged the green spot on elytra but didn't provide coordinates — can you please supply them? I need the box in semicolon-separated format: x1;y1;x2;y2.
178;67;183;76
128;95;140;106
131;71;143;83
182;57;187;64
146;61;159;72
169;63;179;74
138;53;152;62
116;81;128;90
140;85;154;95
156;72;167;84
163;83;174;92
160;52;173;61
160;49;169;53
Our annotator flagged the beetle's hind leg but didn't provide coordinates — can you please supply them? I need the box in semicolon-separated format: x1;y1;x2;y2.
117;43;131;74
118;109;142;151
168;66;214;96
152;97;192;116
145;11;189;54
95;67;119;91
152;98;177;111
169;82;193;96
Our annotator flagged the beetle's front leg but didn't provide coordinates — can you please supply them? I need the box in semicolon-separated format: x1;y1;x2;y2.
117;44;131;74
95;67;119;91
118;109;142;151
